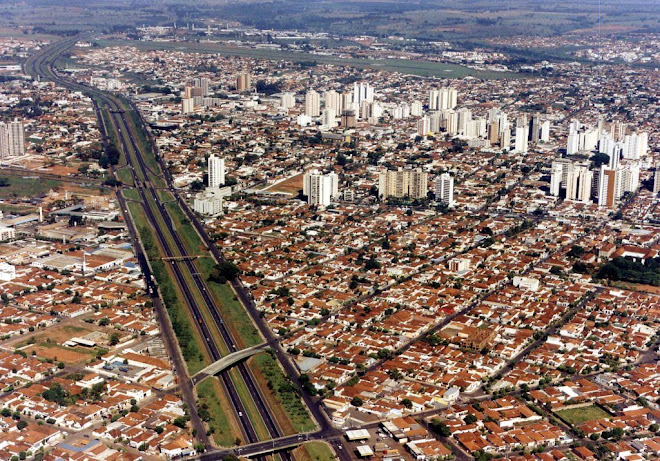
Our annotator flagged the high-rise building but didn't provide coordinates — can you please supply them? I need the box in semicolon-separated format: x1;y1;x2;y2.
0;120;26;158
499;122;511;150
410;101;423;117
429;87;458;111
322;108;337;128
236;72;251;92
192;77;210;96
378;168;428;199
324;90;341;114
340;110;356;128
303;170;338;207
305;90;320;117
182;98;195;114
280;92;296;109
597;164;640;208
435;173;454;207
530;114;540;143
565;166;593;203
207;154;225;188
417;116;430;136
622;132;648;160
540;120;550;143
654;167;660;195
514;125;528;153
353;82;374;107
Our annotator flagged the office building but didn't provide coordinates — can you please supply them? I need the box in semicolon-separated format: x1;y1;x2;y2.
435;173;454;207
207;154;225;188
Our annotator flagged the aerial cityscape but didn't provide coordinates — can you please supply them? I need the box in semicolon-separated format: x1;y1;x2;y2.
0;1;659;460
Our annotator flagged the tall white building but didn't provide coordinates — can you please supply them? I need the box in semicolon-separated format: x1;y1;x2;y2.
303;170;338;207
435;173;454;207
417;116;430;136
622;132;648;160
410;101;423;117
324;90;342;114
514;125;528;153
429;87;457;111
280;92;296;109
0;120;26;158
305;90;320;117
207;154;225;188
654;167;660;195
322;108;337;128
353;82;374;107
540;120;550;143
565;166;593;203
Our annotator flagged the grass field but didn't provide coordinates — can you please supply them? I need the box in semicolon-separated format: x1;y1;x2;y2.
294;442;336;461
197;378;239;447
555;405;611;426
0;176;62;199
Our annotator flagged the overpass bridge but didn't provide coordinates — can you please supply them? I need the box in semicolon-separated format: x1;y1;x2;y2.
191;343;269;385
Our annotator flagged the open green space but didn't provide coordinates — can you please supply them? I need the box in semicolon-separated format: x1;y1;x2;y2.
0;176;62;199
197;378;237;447
251;352;315;433
98;39;521;80
300;442;336;461
555;405;611;426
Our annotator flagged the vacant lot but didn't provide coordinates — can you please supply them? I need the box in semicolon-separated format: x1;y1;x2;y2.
264;174;303;196
556;405;611;426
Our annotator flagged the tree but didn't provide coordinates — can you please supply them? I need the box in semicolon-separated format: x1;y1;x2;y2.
109;333;120;346
209;261;240;284
173;416;189;428
401;398;413;409
17;420;28;430
351;396;363;407
429;418;451;437
464;413;478;425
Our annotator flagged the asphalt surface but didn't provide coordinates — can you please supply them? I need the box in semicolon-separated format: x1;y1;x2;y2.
22;36;297;458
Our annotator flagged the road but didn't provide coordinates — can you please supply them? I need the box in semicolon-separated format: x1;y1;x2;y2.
22;35;295;458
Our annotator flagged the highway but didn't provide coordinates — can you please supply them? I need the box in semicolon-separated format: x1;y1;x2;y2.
22;36;295;459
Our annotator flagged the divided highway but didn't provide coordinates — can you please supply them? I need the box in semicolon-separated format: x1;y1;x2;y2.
23;36;298;459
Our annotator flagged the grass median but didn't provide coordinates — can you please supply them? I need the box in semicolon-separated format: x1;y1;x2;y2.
250;352;315;434
197;378;240;447
128;200;208;375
